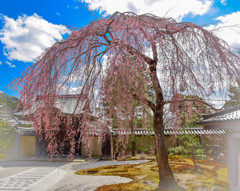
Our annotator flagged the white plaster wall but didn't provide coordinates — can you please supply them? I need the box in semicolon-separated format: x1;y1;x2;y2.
228;133;240;191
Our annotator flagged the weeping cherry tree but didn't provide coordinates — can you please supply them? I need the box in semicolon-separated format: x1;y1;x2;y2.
12;12;240;189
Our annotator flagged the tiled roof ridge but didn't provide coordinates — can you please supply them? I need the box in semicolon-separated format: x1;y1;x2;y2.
36;94;84;100
112;127;204;131
201;105;240;120
15;126;231;136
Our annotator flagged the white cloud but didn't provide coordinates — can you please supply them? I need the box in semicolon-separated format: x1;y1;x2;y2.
5;61;16;68
81;0;212;21
221;0;227;6
205;11;240;48
0;14;70;62
0;61;2;65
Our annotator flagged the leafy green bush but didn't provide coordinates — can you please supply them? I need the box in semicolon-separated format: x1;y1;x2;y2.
0;120;15;153
138;143;153;153
168;134;204;170
168;146;187;155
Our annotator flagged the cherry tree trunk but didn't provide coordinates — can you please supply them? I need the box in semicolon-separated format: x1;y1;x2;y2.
131;140;136;156
153;108;177;190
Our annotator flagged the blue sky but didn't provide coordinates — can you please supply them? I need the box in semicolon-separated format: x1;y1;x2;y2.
1;0;240;97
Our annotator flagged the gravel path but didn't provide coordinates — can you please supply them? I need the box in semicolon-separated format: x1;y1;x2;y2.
50;160;149;191
0;159;149;191
0;160;65;179
0;168;66;191
49;175;132;191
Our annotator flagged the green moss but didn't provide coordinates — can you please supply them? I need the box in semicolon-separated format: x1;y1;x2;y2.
122;154;156;161
17;124;32;128
168;154;186;162
217;168;229;184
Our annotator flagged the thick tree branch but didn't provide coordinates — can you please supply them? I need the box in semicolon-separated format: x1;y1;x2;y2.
163;98;220;111
132;94;155;111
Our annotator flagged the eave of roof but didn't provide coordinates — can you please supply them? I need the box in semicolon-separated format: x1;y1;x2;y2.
14;126;35;136
199;106;240;125
111;128;231;135
14;126;231;136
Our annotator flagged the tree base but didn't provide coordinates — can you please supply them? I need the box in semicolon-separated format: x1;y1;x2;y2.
155;181;184;191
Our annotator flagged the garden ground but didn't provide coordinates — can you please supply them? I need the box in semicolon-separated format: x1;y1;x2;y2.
76;154;229;191
0;154;228;190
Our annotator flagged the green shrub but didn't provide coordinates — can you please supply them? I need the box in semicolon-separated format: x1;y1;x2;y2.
167;146;187;155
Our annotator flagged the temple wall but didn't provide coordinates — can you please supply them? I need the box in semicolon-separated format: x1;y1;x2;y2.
122;135;226;155
21;136;36;156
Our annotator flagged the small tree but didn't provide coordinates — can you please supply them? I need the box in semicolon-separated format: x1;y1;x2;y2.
0;120;15;153
225;79;240;108
170;95;205;170
12;12;240;190
179;134;203;170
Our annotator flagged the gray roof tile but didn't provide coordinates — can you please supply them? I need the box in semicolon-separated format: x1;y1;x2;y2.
15;125;232;137
200;106;240;124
